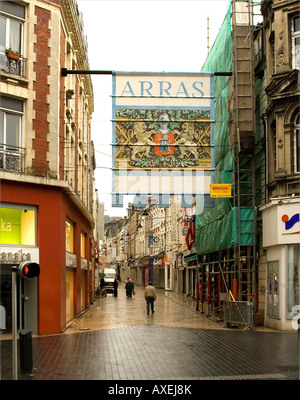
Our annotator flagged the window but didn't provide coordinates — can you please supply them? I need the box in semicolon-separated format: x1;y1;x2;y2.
0;2;25;76
292;15;300;70
294;113;300;173
0;96;24;172
269;31;275;75
0;205;36;246
0;2;25;55
287;245;300;318
267;261;279;318
66;219;74;253
81;232;86;258
271;119;276;170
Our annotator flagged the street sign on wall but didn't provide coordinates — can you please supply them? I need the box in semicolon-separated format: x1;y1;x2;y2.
210;184;232;198
112;72;215;208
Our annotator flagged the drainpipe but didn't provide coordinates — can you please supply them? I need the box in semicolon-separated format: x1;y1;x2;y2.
261;113;268;202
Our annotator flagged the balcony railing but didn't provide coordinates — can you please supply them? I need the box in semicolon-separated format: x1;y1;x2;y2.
0;53;27;78
0;145;25;173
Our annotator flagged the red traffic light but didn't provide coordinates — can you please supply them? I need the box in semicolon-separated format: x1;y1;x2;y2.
19;262;40;279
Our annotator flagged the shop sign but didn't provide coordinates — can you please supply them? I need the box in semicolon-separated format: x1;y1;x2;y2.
81;258;88;270
210;184;231;198
184;254;197;263
182;226;189;236
262;200;300;247
0;247;39;264
186;227;194;250
183;215;195;222
166;252;176;262
281;213;300;235
66;251;77;268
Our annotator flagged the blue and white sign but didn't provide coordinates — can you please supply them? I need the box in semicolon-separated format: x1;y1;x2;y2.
112;72;215;207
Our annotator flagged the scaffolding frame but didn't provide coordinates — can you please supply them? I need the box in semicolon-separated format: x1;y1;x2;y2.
231;0;257;305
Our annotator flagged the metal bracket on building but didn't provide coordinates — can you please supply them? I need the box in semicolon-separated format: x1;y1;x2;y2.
61;68;112;76
61;68;231;77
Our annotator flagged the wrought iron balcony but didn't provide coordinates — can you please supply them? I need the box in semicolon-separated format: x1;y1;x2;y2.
0;144;25;173
0;53;26;78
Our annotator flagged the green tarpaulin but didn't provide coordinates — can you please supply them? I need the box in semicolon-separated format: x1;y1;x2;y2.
195;3;256;256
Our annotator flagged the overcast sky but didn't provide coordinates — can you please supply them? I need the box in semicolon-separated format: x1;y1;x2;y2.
76;0;231;217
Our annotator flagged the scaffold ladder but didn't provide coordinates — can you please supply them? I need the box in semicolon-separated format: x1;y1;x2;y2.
231;0;257;305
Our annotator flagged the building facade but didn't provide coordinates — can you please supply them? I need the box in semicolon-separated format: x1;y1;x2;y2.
260;0;300;330
195;0;299;331
0;0;96;335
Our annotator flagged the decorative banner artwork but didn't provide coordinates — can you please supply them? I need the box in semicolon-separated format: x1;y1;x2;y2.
112;72;214;207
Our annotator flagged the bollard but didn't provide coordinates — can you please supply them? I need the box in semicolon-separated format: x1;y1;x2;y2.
19;330;33;374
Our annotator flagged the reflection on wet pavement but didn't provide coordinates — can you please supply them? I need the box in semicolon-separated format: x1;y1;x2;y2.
65;285;225;334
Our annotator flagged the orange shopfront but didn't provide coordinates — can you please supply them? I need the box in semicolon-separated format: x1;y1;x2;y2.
0;179;94;335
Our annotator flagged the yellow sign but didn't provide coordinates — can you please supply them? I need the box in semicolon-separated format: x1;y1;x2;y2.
210;184;232;198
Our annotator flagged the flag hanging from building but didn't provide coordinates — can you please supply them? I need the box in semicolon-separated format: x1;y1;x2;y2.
112;72;214;207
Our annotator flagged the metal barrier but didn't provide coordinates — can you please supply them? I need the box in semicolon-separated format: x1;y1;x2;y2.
223;301;255;331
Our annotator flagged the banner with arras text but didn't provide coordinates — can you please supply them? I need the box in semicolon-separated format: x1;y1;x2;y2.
112;72;214;207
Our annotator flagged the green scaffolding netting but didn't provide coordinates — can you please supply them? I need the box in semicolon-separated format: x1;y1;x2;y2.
195;2;254;255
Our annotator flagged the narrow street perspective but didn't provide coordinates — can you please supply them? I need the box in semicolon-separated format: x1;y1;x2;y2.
1;285;299;381
1;0;300;389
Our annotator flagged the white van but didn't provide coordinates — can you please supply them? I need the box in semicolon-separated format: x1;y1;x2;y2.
103;268;116;293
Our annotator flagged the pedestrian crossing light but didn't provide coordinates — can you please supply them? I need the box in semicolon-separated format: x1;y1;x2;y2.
19;262;40;279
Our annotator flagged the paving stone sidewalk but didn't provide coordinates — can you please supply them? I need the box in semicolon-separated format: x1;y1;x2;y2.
1;286;299;381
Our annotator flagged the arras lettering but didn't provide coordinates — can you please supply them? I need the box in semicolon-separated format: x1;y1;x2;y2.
120;80;205;98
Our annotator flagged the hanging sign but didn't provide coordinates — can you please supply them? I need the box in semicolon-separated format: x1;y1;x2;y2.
112;71;215;208
186;227;194;250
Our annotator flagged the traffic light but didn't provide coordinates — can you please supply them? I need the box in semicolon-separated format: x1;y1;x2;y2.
19;262;40;279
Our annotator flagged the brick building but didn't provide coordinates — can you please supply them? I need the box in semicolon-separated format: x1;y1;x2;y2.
0;0;96;334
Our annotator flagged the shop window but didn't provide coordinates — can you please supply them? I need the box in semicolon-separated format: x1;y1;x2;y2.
292;15;300;70
0;97;25;173
81;270;86;311
287;244;300;318
267;261;279;318
0;205;36;246
66;219;74;253
66;267;74;322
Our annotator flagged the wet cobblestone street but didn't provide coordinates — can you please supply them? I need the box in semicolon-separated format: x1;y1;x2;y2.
1;285;299;383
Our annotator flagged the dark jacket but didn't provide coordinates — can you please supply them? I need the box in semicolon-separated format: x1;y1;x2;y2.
125;281;134;291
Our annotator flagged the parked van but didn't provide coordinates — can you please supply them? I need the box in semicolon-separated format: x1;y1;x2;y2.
103;268;116;293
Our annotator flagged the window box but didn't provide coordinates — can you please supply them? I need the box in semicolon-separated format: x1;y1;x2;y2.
5;49;20;60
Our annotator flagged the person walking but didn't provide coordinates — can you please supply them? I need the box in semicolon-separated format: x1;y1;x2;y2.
113;277;118;297
145;281;156;314
125;278;134;298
